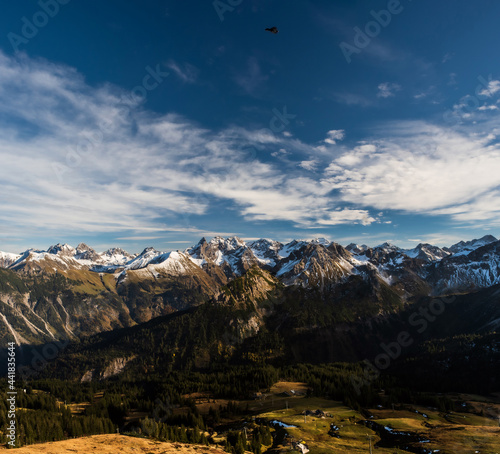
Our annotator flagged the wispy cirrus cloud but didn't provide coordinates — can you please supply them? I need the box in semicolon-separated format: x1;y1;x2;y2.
166;60;199;84
322;118;500;226
377;82;401;98
448;78;500;122
2;51;500;252
0;51;376;247
333;91;373;107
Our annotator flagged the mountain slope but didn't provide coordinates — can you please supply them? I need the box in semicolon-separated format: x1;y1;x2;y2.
0;250;221;345
428;240;500;294
26;270;500;384
1;234;500;347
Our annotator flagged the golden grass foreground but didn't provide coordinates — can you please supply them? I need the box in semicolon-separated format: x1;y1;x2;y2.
0;434;227;454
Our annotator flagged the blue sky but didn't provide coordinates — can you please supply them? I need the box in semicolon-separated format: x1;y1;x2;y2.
1;0;500;253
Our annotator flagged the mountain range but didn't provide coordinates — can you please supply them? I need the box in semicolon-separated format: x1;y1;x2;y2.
0;234;499;349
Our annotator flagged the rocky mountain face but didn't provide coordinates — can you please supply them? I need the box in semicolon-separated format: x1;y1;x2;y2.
0;245;221;346
445;234;498;255
0;234;499;347
428;240;500;294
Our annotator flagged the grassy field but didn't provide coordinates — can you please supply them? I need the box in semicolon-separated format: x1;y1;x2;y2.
249;383;500;454
258;401;387;454
0;434;227;454
163;381;500;453
24;382;500;454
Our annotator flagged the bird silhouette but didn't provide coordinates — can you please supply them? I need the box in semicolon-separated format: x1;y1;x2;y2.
265;27;279;34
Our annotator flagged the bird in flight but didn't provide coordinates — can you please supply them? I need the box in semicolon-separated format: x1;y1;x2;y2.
265;27;279;34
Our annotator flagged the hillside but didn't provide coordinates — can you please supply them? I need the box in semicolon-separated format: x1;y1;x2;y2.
0;434;226;454
21;271;498;390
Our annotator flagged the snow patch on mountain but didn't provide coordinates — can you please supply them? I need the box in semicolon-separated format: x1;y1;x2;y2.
431;241;500;293
0;251;21;268
278;240;308;259
374;242;403;254
125;247;162;270
47;243;76;256
247;239;283;266
188;256;206;267
3;235;500;297
447;235;498;256
404;243;451;262
149;251;191;274
2;242;139;273
346;243;369;254
310;238;331;246
186;236;259;276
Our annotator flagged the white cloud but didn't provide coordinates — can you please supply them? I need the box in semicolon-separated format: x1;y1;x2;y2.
478;79;500;98
166;60;199;84
271;148;290;158
334;92;372;107
316;209;376;226
413;86;437;101
478;105;498;111
377;82;402;98
233;127;280;144
322;120;500;225
4;51;500;244
116;236;166;241
324;129;345;145
298;160;319;171
442;53;454;63
326;144;376;169
0;51;380;243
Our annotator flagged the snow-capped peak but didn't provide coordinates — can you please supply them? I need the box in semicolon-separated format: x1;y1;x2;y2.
346;243;369;254
102;247;130;256
208;236;246;250
278;240;308;259
448;235;498;256
74;243;100;262
375;242;401;252
247;238;284;266
310;237;331;246
0;251;22;268
47;243;76;256
76;243;93;253
125;247;162;270
404;243;451;262
247;238;281;250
